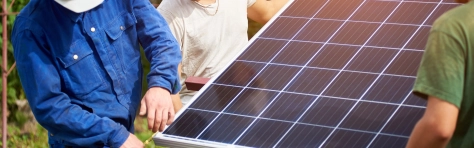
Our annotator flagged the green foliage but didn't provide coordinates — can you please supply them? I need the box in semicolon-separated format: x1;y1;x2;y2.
134;117;163;148
1;0;44;147
6;124;48;148
1;0;30;127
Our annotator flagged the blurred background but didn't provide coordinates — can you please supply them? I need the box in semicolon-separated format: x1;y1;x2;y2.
0;0;263;147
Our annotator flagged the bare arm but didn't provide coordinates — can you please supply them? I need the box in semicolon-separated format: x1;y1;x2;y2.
406;96;459;148
247;0;289;24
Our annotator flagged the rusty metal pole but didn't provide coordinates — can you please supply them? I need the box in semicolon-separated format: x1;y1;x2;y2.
2;0;8;147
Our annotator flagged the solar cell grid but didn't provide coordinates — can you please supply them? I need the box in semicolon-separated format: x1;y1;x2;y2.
154;0;460;147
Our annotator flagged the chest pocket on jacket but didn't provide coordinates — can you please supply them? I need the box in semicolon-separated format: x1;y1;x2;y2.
104;12;139;71
57;40;105;96
104;12;136;40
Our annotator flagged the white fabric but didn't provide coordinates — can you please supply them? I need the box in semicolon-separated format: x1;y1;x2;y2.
181;95;194;107
192;0;219;12
158;0;257;104
55;0;104;13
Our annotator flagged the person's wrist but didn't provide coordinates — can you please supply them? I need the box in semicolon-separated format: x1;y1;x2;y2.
149;86;171;94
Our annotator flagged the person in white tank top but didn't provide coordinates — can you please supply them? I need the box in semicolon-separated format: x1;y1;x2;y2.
157;0;289;110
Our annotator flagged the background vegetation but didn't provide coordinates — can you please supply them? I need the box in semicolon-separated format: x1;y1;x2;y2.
0;0;263;147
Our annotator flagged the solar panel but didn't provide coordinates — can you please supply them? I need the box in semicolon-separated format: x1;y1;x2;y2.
153;0;460;147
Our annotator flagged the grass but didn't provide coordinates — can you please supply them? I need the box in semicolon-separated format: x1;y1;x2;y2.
1;116;164;147
5;123;49;148
134;116;165;148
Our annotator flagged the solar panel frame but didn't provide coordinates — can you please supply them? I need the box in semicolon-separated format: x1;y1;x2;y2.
153;0;460;147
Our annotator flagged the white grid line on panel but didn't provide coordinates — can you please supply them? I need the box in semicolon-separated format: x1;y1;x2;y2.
187;108;411;139
215;0;430;143
366;92;415;146
365;0;443;146
313;1;406;147
210;83;425;108
257;37;426;51
161;0;444;147
247;0;383;146
162;0;298;142
233;60;418;78
192;39;278;139
271;0;397;147
192;38;290;140
190;17;301;139
377;0;457;5
193;0;333;143
279;16;432;27
228;0;337;145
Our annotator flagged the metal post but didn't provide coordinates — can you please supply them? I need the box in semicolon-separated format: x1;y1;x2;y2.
2;0;9;147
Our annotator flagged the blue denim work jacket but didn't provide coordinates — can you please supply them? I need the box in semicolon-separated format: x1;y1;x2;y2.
11;0;181;147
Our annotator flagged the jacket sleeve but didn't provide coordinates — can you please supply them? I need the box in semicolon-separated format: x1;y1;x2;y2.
12;28;130;148
133;0;182;94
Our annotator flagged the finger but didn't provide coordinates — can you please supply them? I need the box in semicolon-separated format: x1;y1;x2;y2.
139;98;147;116
153;108;163;133
167;107;175;125
160;108;168;132
147;106;156;130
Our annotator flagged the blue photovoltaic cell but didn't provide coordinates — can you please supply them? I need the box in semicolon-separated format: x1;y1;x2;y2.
157;0;460;147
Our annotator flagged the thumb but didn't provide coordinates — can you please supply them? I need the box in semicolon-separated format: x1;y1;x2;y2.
139;98;147;116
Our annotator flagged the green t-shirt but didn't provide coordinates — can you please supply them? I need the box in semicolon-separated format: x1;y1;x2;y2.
413;1;474;147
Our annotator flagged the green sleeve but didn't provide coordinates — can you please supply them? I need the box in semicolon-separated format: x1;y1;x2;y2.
413;30;465;108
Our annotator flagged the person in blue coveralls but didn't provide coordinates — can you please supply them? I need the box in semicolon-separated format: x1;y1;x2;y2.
11;0;181;147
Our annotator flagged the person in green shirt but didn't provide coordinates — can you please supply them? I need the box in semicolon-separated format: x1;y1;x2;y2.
407;0;474;147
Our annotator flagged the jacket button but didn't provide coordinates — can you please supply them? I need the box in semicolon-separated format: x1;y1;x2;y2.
120;26;125;30
91;27;96;32
50;133;54;136
73;54;78;60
